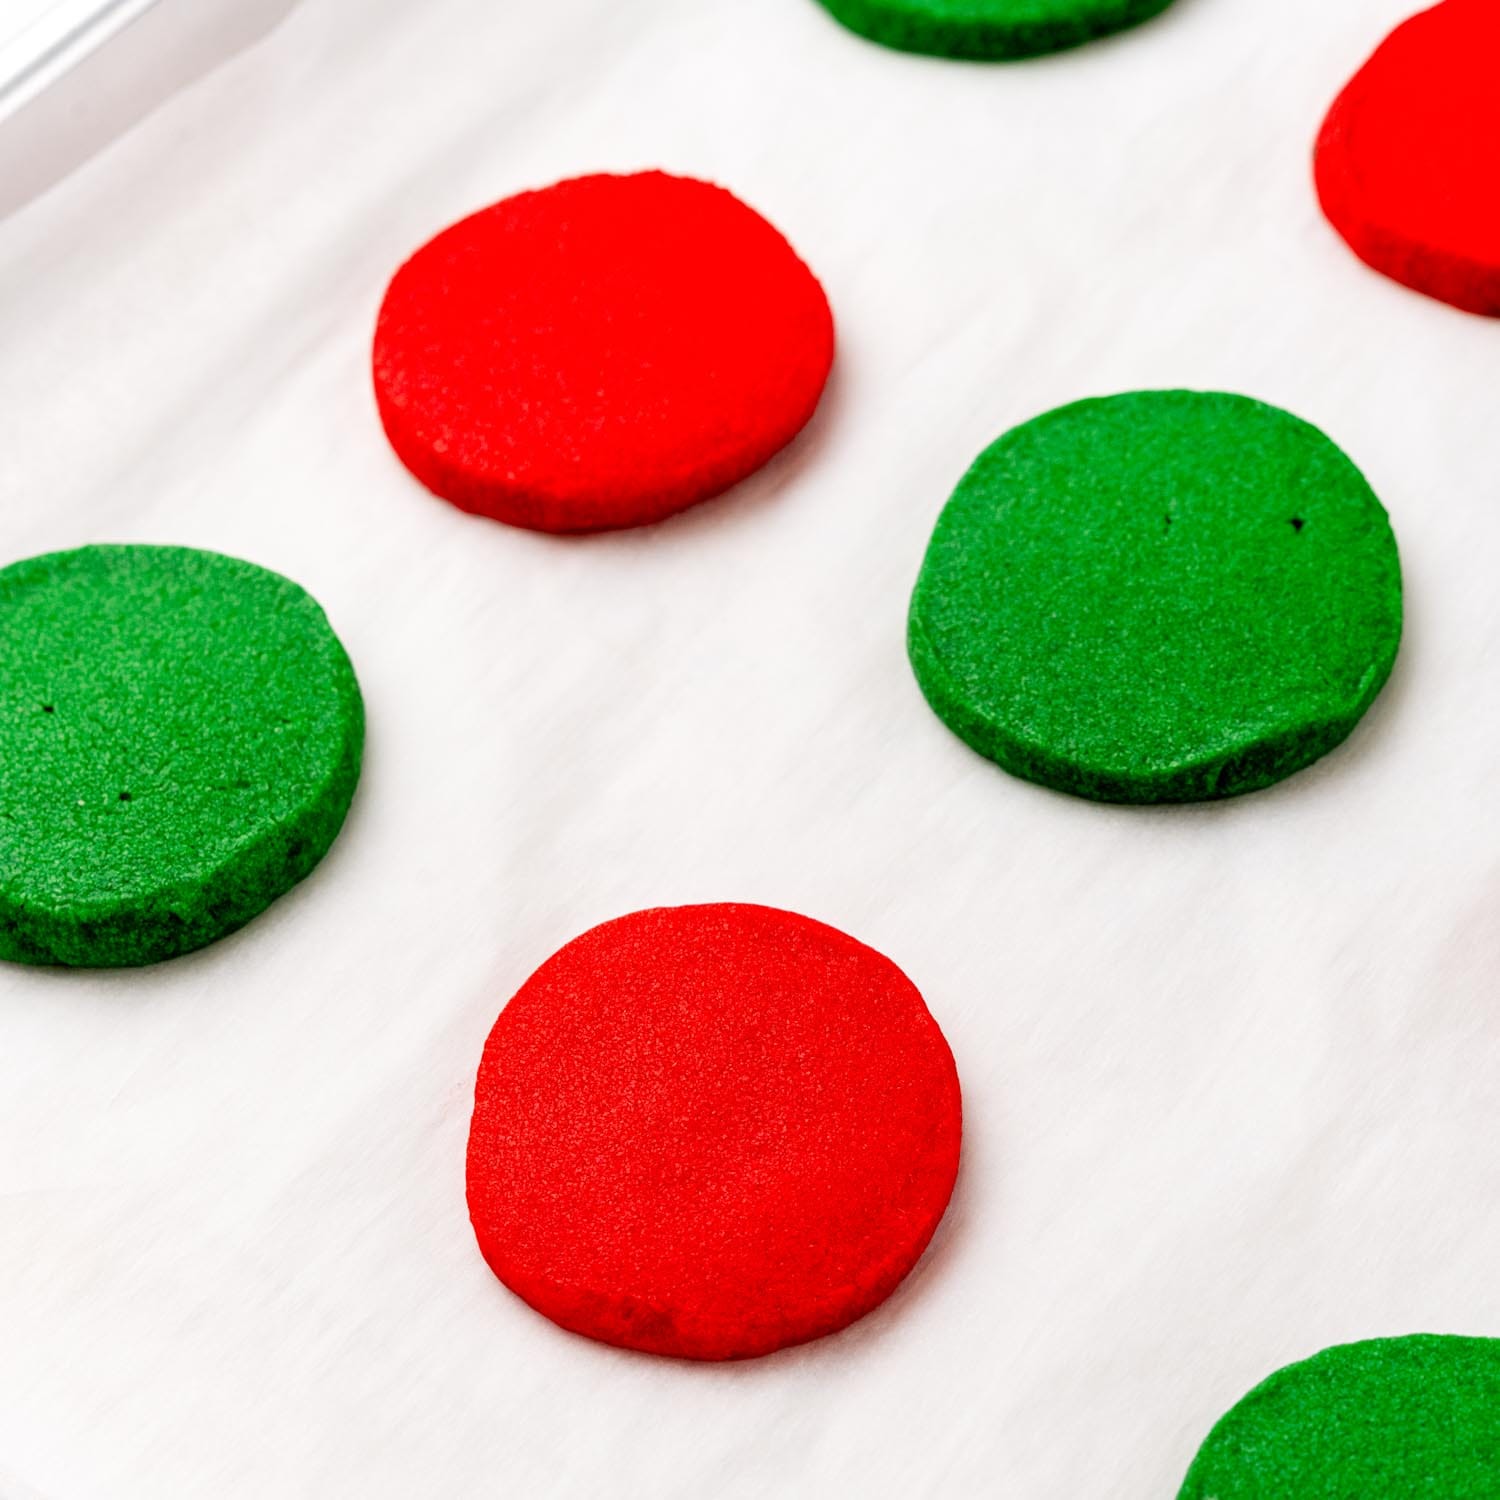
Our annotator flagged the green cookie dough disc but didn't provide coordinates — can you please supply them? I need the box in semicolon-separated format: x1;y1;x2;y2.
908;392;1403;803
1179;1335;1500;1498
0;545;364;967
812;0;1177;60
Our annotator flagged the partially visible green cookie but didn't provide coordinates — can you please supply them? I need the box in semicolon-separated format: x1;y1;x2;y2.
0;545;364;967
908;392;1403;803
812;0;1178;60
1179;1336;1500;1498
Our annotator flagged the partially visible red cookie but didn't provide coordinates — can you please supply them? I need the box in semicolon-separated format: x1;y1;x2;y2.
373;172;835;532
1315;0;1500;316
465;904;962;1361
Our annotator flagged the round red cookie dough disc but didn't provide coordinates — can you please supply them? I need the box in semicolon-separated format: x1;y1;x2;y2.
373;172;835;532
465;904;962;1360
1315;0;1500;316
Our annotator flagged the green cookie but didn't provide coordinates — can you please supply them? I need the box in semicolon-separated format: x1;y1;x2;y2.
0;545;364;967
1179;1336;1500;1498
812;0;1178;60
908;392;1403;803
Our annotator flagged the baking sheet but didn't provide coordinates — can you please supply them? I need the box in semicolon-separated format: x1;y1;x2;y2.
0;0;154;115
3;0;1499;1495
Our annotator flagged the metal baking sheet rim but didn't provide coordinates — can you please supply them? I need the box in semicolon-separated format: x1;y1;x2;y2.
0;0;298;220
0;0;163;120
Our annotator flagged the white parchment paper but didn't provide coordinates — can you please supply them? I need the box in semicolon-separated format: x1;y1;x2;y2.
3;0;1498;1494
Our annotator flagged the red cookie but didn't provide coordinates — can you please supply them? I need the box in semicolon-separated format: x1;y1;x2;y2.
465;904;962;1361
1315;0;1500;316
373;172;835;532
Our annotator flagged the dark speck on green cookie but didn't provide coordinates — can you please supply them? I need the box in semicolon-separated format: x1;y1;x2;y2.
907;391;1403;804
1178;1335;1500;1498
812;0;1179;61
0;544;364;967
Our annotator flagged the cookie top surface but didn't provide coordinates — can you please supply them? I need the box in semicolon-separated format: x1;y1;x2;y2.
1315;0;1500;315
1178;1335;1500;1498
0;545;363;966
373;171;835;533
908;391;1403;803
811;0;1177;60
465;903;962;1361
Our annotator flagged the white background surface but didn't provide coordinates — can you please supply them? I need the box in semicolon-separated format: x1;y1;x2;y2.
2;0;1499;1495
